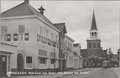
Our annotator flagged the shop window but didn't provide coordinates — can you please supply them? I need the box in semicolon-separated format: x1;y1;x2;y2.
13;33;18;41
51;59;55;64
25;33;29;41
38;57;47;64
7;34;11;41
26;56;32;63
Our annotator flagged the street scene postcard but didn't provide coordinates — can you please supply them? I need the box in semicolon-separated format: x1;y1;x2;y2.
0;0;120;78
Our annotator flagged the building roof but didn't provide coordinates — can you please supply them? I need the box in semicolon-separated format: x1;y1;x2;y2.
1;2;59;32
74;43;81;47
53;23;67;33
73;43;79;47
90;10;97;30
65;35;74;42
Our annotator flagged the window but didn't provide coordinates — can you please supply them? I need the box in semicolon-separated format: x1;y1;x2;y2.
7;34;11;41
92;32;94;36
93;43;96;48
39;27;42;35
1;26;7;35
98;43;100;48
51;59;55;64
89;43;91;48
38;57;47;64
25;33;29;41
18;25;25;33
95;32;96;36
13;33;18;41
26;56;32;63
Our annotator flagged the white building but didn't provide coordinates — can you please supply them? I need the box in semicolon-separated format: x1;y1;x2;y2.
64;35;74;69
0;1;60;76
73;43;83;69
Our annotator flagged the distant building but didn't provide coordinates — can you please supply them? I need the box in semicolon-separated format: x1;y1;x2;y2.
54;23;67;71
64;35;74;70
73;43;83;69
81;11;107;68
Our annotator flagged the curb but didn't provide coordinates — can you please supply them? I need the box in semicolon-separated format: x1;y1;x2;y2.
56;74;72;78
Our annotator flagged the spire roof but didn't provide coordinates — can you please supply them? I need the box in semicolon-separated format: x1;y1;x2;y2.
90;10;97;30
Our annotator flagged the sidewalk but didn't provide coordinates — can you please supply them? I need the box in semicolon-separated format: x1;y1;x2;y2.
0;73;68;78
1;68;101;78
113;67;120;78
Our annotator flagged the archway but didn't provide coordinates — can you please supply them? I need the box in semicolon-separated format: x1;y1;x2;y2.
17;53;24;71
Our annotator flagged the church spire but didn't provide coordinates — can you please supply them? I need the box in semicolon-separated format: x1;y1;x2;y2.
90;10;97;30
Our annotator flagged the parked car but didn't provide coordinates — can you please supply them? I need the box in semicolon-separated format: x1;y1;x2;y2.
102;60;111;68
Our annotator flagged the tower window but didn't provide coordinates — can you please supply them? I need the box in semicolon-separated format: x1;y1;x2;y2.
92;32;94;36
89;43;91;48
95;32;96;36
93;43;96;48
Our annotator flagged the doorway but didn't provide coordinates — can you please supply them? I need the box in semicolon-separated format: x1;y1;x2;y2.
0;55;7;77
17;53;24;71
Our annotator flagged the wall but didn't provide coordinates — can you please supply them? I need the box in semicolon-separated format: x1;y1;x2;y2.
0;16;59;70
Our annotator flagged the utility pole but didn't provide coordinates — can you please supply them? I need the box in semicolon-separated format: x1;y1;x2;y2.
54;42;55;72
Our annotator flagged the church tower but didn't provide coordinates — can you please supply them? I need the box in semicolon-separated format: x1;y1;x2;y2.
87;11;101;50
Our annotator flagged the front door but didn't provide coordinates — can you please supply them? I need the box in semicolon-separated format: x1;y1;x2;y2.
0;55;7;77
17;53;24;71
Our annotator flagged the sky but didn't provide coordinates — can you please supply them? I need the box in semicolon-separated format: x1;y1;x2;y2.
0;0;120;54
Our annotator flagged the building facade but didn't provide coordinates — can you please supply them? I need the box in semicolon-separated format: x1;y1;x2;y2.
54;23;67;71
64;35;74;69
0;1;60;75
0;42;17;77
73;43;83;69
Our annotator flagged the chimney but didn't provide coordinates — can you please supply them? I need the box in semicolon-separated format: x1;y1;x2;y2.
38;5;45;15
24;0;29;4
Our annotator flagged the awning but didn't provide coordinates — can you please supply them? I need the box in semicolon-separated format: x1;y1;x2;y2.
0;42;17;54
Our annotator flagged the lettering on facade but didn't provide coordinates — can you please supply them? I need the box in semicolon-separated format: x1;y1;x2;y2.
37;34;59;48
0;33;29;41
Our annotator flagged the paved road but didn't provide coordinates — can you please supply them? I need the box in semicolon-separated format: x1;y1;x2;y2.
59;68;119;78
